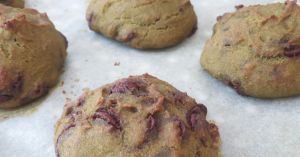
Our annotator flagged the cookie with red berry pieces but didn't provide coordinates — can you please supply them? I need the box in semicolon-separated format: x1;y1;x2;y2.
86;0;197;49
201;0;300;98
55;74;220;157
0;4;67;108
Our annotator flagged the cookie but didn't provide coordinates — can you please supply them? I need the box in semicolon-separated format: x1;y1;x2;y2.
86;0;197;49
0;4;67;108
200;1;300;98
55;74;220;157
0;0;24;8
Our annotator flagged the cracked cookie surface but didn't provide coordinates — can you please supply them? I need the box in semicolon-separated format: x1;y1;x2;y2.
86;0;197;49
201;1;300;98
0;0;24;8
0;4;67;108
55;74;220;157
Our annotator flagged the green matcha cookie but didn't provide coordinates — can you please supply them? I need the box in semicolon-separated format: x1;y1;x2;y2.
0;4;67;108
55;74;220;157
201;1;300;98
86;0;197;49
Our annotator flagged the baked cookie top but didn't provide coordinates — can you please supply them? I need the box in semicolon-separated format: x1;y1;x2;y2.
201;1;300;98
55;74;220;157
86;0;197;49
0;0;24;8
0;4;67;108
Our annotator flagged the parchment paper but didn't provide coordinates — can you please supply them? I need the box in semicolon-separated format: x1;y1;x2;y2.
0;0;299;157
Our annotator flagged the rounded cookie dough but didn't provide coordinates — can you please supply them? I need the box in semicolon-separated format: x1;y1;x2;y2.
86;0;197;49
0;0;24;8
0;4;67;108
55;74;220;157
200;1;300;98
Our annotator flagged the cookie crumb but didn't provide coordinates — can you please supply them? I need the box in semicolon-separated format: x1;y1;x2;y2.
235;4;244;10
114;62;120;66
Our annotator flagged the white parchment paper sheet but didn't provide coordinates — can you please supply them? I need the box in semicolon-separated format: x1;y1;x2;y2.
0;0;299;157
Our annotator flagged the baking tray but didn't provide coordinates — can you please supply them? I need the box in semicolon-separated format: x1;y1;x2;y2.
0;0;299;156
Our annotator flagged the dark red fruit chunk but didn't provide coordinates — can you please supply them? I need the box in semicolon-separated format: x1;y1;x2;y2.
283;46;300;58
31;85;49;98
110;78;148;96
12;74;22;92
223;80;245;95
142;97;156;106
146;114;156;132
76;96;85;107
173;91;188;104
123;32;136;42
56;124;76;157
173;118;186;138
189;24;198;37
111;78;140;93
0;73;23;104
0;94;12;103
93;107;122;130
186;105;207;131
1;20;14;29
136;114;158;149
208;123;220;145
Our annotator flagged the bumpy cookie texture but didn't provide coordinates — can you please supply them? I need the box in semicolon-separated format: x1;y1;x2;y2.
55;74;220;157
201;0;300;98
0;4;67;108
86;0;197;49
0;0;24;8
